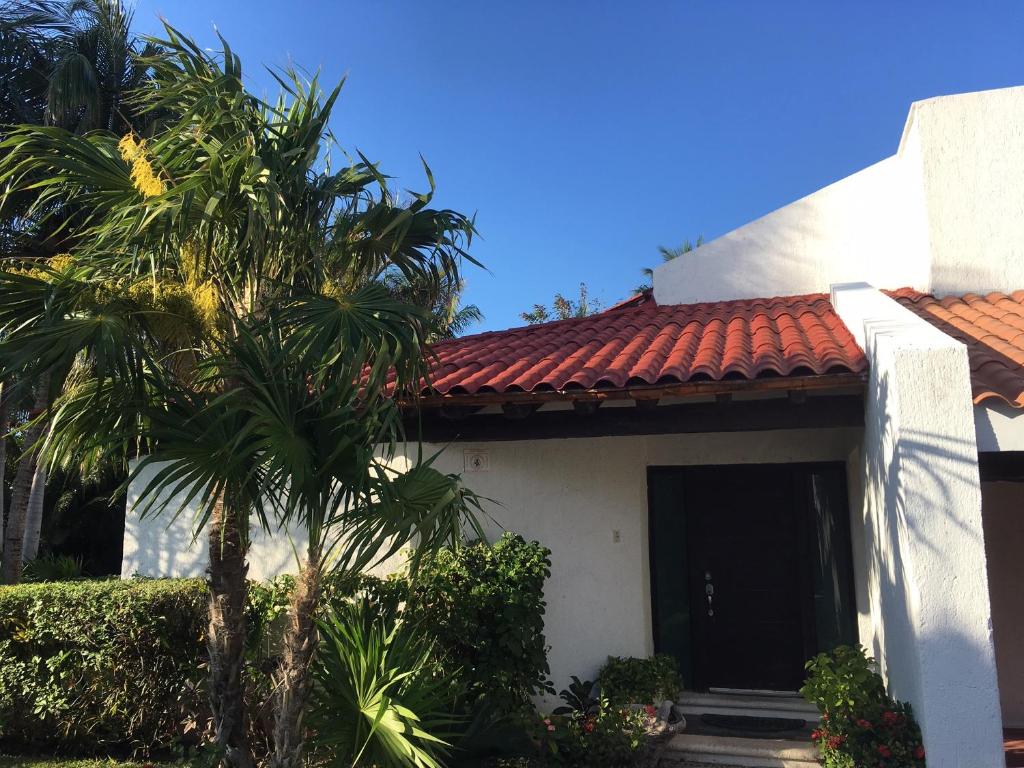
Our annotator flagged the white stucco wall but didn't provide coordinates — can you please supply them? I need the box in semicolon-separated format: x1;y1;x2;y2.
655;85;1024;306
123;426;862;703
975;401;1024;451
121;460;407;582
982;480;1024;728
906;88;1024;295
832;283;1004;768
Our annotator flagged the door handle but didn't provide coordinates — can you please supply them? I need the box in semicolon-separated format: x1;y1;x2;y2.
705;570;714;617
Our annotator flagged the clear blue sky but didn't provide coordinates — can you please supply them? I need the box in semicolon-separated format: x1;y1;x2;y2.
130;1;1024;332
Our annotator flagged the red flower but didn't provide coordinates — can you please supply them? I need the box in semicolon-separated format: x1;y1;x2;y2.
644;704;657;717
810;729;822;741
878;744;892;758
882;710;900;725
856;718;872;728
827;735;846;749
915;744;926;759
583;720;595;734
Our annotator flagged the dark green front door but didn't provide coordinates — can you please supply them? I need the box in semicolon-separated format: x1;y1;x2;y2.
648;463;857;692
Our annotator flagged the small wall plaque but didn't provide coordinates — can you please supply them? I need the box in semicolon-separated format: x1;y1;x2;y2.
464;449;490;472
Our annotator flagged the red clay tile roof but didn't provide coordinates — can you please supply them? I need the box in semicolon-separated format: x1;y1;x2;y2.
424;293;867;397
891;288;1024;408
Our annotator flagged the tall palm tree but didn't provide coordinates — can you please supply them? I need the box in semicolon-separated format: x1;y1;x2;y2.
0;25;483;768
0;0;161;575
1;0;161;257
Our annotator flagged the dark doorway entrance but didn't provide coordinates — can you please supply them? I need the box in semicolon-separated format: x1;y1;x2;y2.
648;463;857;693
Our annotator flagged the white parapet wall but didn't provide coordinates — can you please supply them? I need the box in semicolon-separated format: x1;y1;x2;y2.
832;282;1004;768
655;85;1024;306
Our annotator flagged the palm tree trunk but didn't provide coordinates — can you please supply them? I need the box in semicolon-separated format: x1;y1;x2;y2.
0;383;10;547
22;461;46;562
207;494;256;768
2;373;49;584
270;555;322;768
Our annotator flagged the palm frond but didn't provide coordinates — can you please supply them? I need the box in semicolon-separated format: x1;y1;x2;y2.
310;597;459;768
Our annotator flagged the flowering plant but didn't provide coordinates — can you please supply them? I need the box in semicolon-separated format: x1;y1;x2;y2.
809;701;925;767
531;694;650;767
803;646;925;767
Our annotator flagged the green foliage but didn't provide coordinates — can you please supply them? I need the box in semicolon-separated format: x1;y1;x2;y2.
520;283;600;325
552;678;599;717
406;533;553;715
802;646;926;767
801;644;886;718
309;596;457;768
0;535;553;757
0;758;188;768
597;654;681;705
530;698;649;768
0;579;207;754
21;554;83;582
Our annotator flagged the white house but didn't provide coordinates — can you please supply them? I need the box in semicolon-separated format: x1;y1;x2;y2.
124;85;1024;767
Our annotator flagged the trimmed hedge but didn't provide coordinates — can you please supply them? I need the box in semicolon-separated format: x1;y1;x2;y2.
0;533;551;756
0;579;208;753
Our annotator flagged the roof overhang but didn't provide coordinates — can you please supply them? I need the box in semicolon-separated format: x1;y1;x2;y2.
406;371;866;410
402;373;866;443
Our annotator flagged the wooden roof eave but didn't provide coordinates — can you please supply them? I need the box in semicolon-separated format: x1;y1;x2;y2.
400;371;867;410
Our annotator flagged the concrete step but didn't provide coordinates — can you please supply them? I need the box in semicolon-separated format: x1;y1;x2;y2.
675;692;818;721
663;733;820;768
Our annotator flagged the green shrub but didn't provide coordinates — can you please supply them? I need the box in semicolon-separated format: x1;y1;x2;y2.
22;554;84;583
0;534;553;757
407;533;553;714
0;578;207;754
597;654;681;705
802;645;926;767
530;697;650;767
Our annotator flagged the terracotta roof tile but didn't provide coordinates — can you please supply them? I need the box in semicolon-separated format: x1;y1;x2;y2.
424;292;867;397
890;288;1024;407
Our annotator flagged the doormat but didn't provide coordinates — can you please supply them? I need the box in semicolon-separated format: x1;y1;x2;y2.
700;713;807;734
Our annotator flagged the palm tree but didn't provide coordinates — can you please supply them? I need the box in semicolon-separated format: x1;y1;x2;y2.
0;25;483;768
1;0;161;257
384;271;482;340
0;0;159;131
0;0;161;576
636;235;704;293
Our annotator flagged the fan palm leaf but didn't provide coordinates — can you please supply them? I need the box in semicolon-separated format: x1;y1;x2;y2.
310;597;458;768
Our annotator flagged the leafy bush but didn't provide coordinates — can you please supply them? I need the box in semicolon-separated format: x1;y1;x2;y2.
406;533;553;714
309;597;457;768
0;534;553;757
598;654;681;705
530;693;650;767
802;645;926;767
0;579;207;754
553;677;599;717
22;554;84;582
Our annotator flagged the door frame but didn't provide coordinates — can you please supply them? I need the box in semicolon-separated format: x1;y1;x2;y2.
647;462;858;692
